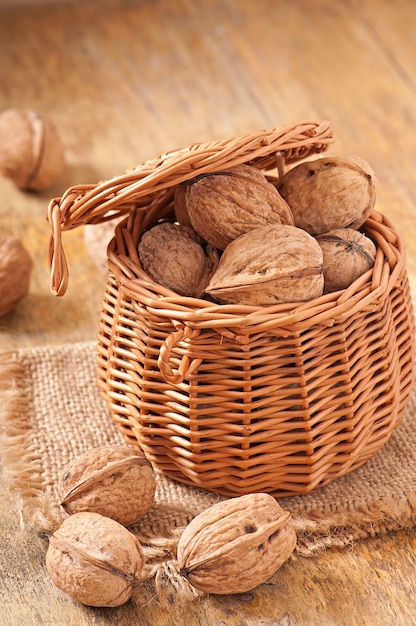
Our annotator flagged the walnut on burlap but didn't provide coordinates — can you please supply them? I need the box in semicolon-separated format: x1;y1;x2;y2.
1;341;416;605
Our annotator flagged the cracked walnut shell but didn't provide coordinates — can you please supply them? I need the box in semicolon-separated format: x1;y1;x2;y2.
46;511;145;607
58;444;156;527
177;493;297;595
316;227;377;294
278;155;376;235
205;224;324;305
181;164;294;250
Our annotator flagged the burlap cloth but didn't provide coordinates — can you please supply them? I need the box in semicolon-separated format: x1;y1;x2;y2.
1;340;416;603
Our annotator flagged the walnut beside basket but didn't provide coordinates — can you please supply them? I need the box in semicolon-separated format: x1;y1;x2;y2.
48;121;415;498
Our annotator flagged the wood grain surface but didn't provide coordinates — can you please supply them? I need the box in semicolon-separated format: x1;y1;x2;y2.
1;1;416;624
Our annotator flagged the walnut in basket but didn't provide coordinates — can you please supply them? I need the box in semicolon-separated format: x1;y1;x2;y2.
277;155;376;235
138;221;219;297
178;164;294;249
205;224;324;305
316;227;377;294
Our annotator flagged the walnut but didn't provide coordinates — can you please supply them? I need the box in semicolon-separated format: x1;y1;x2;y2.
138;221;219;297
0;108;65;191
58;444;156;526
181;164;294;250
316;227;377;293
205;224;324;306
45;511;145;607
277;155;376;235
177;493;297;595
0;237;32;317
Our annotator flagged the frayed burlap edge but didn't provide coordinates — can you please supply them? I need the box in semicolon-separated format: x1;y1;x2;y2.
292;490;416;556
0;350;46;523
1;343;416;606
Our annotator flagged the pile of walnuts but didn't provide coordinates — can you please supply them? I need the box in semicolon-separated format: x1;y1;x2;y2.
45;444;297;607
138;156;377;306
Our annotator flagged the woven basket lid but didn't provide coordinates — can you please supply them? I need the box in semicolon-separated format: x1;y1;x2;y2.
48;120;334;296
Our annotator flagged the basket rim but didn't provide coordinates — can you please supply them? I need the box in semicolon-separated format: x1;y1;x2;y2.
105;209;406;335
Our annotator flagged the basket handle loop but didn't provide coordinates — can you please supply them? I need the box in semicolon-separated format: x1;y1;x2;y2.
48;198;69;296
158;325;202;384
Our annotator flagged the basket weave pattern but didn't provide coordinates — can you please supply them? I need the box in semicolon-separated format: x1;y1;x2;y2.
48;121;415;497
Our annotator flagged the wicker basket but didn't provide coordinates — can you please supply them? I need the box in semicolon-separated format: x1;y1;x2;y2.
48;121;415;497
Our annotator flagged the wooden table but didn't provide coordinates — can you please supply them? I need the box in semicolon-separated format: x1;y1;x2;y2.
1;1;416;623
